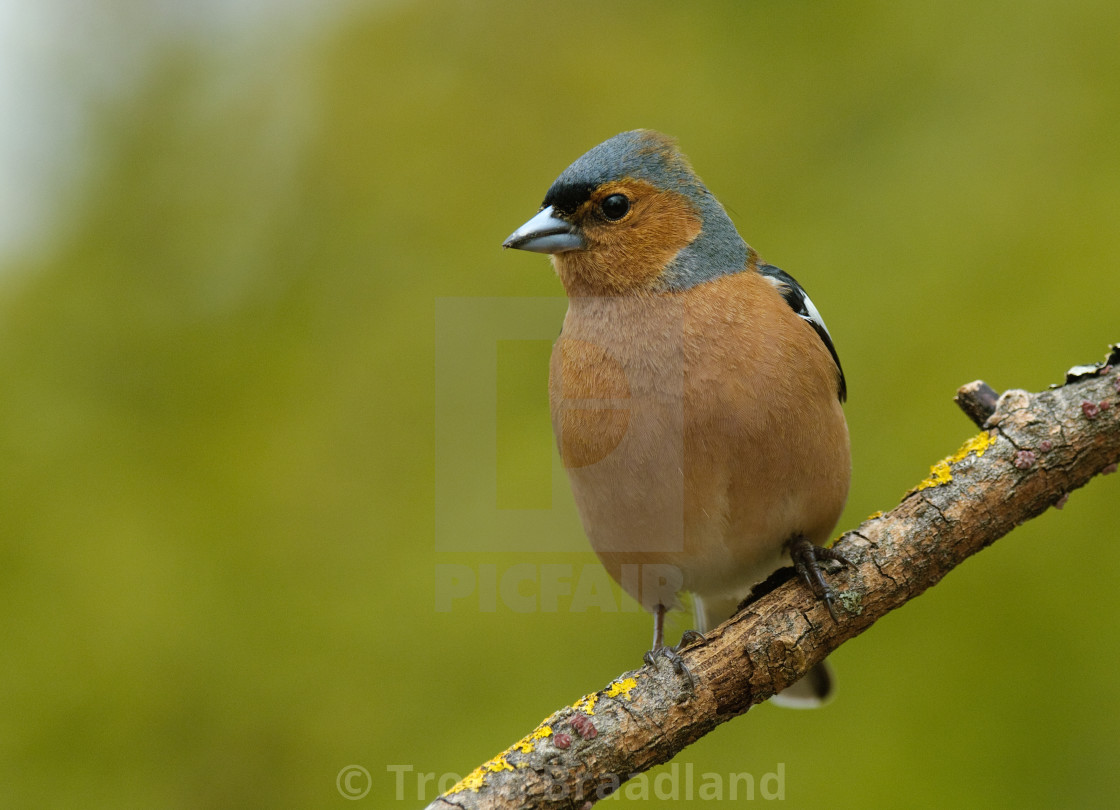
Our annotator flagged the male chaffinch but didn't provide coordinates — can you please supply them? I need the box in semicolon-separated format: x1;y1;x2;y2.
503;130;851;706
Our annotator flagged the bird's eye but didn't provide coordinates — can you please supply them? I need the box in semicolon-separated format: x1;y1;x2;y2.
600;194;630;221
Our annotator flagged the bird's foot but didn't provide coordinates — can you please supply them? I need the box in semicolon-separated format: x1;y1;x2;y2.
787;534;854;622
643;630;706;688
677;629;706;647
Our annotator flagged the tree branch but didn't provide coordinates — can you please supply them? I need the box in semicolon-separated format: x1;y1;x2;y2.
429;344;1120;810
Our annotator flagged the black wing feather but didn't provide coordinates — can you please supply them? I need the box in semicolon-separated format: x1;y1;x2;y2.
758;264;847;403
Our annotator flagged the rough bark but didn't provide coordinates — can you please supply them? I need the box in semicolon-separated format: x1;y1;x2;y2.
428;346;1120;810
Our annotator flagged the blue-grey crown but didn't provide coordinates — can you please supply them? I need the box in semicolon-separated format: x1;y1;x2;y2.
544;130;749;291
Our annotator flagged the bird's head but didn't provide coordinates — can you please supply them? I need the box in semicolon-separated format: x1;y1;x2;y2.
503;130;748;296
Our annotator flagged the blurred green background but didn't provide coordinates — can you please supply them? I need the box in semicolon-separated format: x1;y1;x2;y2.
2;1;1118;807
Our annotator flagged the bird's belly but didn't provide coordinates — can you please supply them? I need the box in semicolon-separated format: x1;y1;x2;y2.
559;412;817;609
549;292;850;613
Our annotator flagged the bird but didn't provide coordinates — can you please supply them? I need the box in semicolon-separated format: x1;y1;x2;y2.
502;130;851;706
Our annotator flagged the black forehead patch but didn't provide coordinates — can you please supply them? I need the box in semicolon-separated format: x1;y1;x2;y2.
542;180;597;216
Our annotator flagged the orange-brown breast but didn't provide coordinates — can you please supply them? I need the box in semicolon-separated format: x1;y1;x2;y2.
550;269;850;612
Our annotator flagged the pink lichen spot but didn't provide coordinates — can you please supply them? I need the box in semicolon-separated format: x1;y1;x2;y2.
570;714;598;739
1099;400;1112;412
1038;440;1053;453
1054;493;1070;510
553;733;571;749
1103;463;1118;475
1013;450;1036;470
1081;401;1099;419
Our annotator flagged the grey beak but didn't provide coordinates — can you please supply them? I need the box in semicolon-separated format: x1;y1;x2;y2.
502;206;586;253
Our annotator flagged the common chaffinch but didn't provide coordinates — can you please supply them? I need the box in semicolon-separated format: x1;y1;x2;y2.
503;130;851;706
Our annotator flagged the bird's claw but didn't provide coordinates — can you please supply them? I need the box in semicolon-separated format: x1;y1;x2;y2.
677;629;706;647
788;534;852;622
644;630;706;688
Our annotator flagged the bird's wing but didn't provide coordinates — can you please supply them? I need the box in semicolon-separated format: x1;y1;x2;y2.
758;264;847;402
